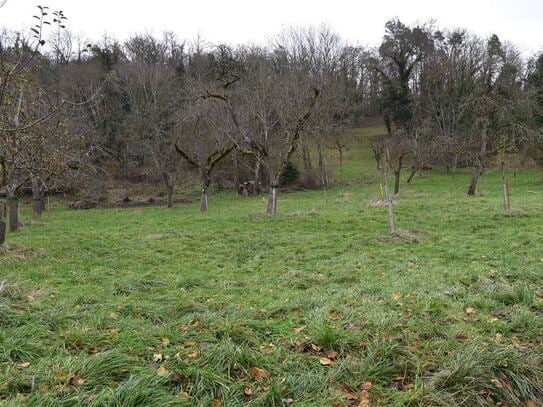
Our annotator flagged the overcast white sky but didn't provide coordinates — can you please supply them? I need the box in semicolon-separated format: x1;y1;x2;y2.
1;0;542;54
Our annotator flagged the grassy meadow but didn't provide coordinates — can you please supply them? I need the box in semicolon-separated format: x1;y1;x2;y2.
1;127;543;406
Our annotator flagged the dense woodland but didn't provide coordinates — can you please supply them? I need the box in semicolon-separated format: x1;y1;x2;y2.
1;6;543;245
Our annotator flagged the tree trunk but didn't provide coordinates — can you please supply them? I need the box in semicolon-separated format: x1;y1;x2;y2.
386;189;396;235
266;179;278;215
373;147;382;171
468;167;482;196
166;186;173;208
468;130;487;196
504;177;511;210
339;148;344;175
32;178;42;219
383;146;396;235
393;154;404;196
233;150;239;195
8;196;19;232
200;177;210;212
394;169;401;196
41;190;46;212
200;187;208;212
301;139;313;187
407;168;417;184
0;191;7;246
316;140;327;188
162;172;174;208
253;160;261;196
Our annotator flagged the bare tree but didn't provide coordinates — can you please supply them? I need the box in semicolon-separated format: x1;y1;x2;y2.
117;34;185;208
465;36;524;195
0;7;69;245
172;44;238;211
219;47;320;214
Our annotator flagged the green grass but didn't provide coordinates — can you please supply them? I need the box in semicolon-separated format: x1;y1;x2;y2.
1;128;543;406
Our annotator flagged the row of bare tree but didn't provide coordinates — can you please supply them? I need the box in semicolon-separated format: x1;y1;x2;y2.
58;26;363;212
1;7;542;247
370;20;542;197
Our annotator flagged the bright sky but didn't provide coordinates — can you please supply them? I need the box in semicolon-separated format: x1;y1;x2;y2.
2;0;542;55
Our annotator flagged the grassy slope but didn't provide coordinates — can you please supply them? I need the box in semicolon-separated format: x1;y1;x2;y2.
1;127;543;406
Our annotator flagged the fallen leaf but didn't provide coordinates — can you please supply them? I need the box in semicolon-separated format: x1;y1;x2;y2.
491;378;502;388
344;392;359;400
260;343;277;354
161;337;170;346
340;386;359;400
15;362;30;369
358;390;370;407
466;307;476;314
330;312;342;320
211;397;222;407
293;326;306;333
55;372;70;382
156;366;169;376
69;375;85;386
319;357;333;366
187;351;200;358
310;343;322;352
325;350;338;360
36;384;49;393
177;391;189;400
248;367;268;381
360;381;372;391
243;387;253;396
181;320;200;331
153;353;163;362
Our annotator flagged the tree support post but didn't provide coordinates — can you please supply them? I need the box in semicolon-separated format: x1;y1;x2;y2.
267;180;278;215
